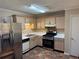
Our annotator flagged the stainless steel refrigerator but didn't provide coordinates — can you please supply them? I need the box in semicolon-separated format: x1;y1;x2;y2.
0;17;22;59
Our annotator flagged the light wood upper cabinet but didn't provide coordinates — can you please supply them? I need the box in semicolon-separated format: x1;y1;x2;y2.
26;17;31;23
36;16;65;30
45;17;56;25
16;16;35;30
37;16;56;29
56;16;65;29
16;16;26;30
37;17;45;29
36;16;65;32
16;16;26;23
25;17;35;30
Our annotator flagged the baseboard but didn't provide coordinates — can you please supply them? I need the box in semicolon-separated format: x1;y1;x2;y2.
23;45;65;55
64;52;70;55
53;49;64;53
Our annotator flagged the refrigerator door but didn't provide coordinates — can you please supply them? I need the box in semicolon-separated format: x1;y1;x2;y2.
11;23;22;59
0;23;2;53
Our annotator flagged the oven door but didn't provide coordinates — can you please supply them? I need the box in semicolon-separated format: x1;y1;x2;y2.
43;39;54;49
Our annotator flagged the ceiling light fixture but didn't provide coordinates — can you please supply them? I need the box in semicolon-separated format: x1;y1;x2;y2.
25;4;49;13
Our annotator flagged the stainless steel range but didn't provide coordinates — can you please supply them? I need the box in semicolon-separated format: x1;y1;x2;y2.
42;26;57;49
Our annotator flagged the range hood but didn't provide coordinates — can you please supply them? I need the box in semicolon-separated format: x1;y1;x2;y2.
45;24;56;27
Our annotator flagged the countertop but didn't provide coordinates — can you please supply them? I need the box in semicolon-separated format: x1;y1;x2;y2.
22;32;64;40
22;32;46;40
55;33;65;39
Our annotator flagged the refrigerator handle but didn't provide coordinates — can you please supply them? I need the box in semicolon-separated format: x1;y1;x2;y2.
10;30;14;47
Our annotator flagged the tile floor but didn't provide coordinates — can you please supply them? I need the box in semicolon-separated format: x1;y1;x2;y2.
23;47;78;59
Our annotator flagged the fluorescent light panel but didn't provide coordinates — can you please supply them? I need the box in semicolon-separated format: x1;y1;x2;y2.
28;4;48;13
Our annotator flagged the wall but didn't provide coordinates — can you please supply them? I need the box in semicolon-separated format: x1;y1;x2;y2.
65;10;71;54
65;8;79;54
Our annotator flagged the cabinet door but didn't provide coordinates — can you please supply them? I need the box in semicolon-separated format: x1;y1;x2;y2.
56;16;65;29
29;39;33;49
29;36;43;49
45;17;55;25
26;17;31;23
16;16;26;23
40;19;45;29
37;19;41;29
26;17;35;29
36;36;42;46
37;18;45;29
16;16;26;30
29;37;37;49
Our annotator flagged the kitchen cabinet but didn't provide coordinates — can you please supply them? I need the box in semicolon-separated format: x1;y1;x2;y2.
37;16;56;29
36;36;42;46
16;16;26;23
45;17;56;25
29;36;37;49
16;16;26;31
56;16;65;29
37;18;45;29
29;36;43;49
36;16;65;31
25;17;35;30
26;17;32;23
26;16;35;25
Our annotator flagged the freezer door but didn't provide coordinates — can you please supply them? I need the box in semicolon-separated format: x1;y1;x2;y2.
0;23;13;57
1;23;12;51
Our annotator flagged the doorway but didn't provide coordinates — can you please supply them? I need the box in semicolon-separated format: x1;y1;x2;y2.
70;15;79;57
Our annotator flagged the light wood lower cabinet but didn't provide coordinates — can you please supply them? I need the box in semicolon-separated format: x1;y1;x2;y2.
29;36;37;49
29;36;42;49
36;36;42;46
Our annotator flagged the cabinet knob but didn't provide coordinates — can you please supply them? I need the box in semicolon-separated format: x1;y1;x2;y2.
71;37;74;40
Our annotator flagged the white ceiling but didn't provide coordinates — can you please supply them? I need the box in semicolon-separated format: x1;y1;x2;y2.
0;0;79;14
0;8;30;17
